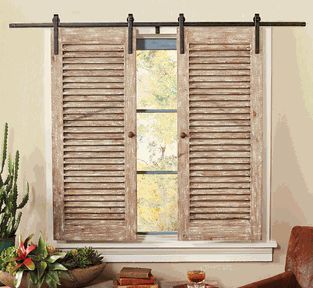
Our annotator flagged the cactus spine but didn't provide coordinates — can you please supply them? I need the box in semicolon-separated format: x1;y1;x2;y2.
0;123;29;239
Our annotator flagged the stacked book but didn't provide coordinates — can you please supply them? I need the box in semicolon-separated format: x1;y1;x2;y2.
114;267;158;288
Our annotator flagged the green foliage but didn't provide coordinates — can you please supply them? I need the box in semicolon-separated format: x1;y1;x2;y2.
1;235;67;288
0;123;29;238
0;246;17;274
61;247;103;270
26;235;67;288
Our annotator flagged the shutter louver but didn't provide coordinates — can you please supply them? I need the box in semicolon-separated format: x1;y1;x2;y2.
52;28;136;241
178;27;263;241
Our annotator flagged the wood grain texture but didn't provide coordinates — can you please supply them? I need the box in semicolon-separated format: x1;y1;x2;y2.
177;27;263;241
51;27;136;242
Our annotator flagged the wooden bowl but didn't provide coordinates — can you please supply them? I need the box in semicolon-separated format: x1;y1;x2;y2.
0;262;106;288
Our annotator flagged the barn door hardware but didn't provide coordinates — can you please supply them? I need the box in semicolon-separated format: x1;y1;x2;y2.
254;13;261;54
52;14;60;55
9;13;306;55
178;13;185;54
127;14;134;54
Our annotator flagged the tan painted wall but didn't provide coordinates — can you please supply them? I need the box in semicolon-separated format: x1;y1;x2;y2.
0;0;313;287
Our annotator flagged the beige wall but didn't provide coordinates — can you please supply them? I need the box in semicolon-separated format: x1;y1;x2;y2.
1;0;313;287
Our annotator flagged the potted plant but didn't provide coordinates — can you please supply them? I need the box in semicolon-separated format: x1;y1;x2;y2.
0;123;29;252
0;235;106;288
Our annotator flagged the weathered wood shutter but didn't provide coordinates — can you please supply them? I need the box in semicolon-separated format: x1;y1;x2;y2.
52;28;136;241
178;27;263;241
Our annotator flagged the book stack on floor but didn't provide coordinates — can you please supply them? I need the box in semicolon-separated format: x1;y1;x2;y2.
114;267;158;288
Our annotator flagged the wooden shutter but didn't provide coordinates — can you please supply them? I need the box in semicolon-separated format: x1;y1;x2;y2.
52;28;136;241
178;27;263;241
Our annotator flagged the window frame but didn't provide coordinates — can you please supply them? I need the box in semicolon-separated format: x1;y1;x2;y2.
45;27;276;261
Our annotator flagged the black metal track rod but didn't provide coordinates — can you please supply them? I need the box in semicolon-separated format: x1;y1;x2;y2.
9;21;306;29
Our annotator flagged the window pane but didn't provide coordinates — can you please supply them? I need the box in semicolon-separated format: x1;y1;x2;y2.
137;174;178;232
137;50;177;109
137;113;177;171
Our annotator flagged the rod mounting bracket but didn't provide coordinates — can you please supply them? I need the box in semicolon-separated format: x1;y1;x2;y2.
253;13;261;54
178;13;185;54
127;14;134;54
52;14;60;55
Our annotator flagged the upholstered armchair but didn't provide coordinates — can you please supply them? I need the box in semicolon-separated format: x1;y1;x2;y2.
240;226;313;288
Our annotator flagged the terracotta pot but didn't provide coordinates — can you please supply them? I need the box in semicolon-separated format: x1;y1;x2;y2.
0;262;106;288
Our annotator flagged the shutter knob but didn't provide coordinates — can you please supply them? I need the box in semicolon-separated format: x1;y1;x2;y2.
180;132;188;139
128;131;136;138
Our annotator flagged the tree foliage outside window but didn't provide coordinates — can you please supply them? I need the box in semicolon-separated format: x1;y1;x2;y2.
136;50;178;232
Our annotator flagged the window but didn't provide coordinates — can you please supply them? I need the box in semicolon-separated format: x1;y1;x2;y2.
51;26;264;242
136;41;178;233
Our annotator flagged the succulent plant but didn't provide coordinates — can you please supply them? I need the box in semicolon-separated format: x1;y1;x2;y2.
0;123;29;239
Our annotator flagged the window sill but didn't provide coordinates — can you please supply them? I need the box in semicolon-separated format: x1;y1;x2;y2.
56;235;277;262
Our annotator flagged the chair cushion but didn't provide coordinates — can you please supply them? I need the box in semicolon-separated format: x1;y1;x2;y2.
285;226;313;288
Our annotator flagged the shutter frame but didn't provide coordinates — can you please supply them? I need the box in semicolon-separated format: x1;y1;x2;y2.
177;27;263;241
52;27;137;241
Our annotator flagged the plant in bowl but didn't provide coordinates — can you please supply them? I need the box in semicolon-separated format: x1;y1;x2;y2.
0;234;67;288
0;235;106;288
0;123;29;252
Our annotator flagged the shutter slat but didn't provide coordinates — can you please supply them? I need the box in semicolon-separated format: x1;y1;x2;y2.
64;121;124;127
65;207;125;214
190;215;250;220
64;182;125;189
63;89;124;95
189;57;250;64
178;27;262;241
52;27;136;241
64;164;124;171
64;171;125;177
62;44;124;52
65;189;125;195
63;114;124;121
189;101;250;108
191;194;250;201
63;82;124;89
65;213;125;220
190;164;250;171
190;170;250;177
63;76;124;83
63;70;124;77
190;189;250;195
189;50;250;57
189;70;250;76
63;51;124;58
63;58;124;64
190;76;250;82
190;120;250;126
64;195;125;201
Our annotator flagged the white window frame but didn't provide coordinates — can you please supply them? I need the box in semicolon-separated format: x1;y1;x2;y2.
44;27;277;262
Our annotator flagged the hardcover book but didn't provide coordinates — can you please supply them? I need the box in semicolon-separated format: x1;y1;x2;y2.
120;267;152;279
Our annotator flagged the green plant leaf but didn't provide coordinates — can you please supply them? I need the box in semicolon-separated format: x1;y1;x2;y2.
1;123;8;174
45;271;59;288
15;270;24;288
17;187;29;209
37;261;47;279
29;270;38;285
37;235;48;259
47;252;66;263
49;262;67;271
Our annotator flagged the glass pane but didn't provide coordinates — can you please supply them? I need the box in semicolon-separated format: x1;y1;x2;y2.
137;174;178;232
137;113;177;171
137;50;177;109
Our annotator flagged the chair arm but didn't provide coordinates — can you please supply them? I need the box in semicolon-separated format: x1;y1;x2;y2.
239;271;300;288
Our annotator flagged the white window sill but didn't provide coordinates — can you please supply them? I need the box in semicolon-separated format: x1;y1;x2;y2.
56;235;277;262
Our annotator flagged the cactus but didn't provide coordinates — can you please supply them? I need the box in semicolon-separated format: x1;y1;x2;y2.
0;123;29;239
